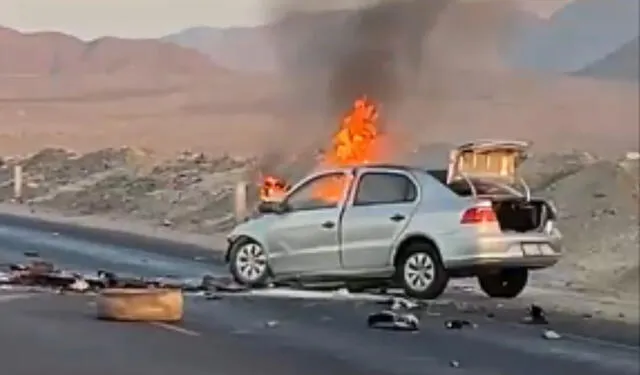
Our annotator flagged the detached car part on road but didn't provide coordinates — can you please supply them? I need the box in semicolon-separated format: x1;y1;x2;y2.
225;140;563;299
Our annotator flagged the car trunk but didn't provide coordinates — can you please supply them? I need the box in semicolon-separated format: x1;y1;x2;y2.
490;196;554;233
447;139;555;233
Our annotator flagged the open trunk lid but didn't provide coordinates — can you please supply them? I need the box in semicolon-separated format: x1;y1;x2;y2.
446;139;531;185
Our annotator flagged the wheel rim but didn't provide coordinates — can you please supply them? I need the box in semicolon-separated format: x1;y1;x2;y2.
235;243;268;282
404;252;435;292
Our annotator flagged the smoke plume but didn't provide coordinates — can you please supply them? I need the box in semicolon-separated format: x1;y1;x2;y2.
266;0;450;119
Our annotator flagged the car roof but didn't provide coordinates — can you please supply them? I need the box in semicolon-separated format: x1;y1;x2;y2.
334;163;425;173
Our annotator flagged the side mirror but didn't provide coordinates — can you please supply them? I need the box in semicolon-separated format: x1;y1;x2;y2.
257;201;289;214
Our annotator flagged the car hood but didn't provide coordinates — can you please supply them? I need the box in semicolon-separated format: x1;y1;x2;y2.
226;213;280;243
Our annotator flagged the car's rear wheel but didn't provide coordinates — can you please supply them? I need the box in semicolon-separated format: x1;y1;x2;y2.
229;239;269;288
396;242;449;299
478;268;529;298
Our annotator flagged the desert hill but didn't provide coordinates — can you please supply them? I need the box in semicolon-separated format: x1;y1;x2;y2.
0;26;219;77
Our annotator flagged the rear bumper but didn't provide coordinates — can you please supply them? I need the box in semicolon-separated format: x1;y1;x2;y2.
443;230;563;270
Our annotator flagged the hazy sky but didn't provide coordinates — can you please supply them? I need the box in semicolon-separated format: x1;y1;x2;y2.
0;0;383;39
0;0;573;40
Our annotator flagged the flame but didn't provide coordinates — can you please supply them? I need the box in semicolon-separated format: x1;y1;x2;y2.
325;96;380;167
259;175;289;202
260;95;381;202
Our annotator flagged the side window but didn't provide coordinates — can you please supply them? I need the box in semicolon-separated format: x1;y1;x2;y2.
353;172;417;206
286;172;349;211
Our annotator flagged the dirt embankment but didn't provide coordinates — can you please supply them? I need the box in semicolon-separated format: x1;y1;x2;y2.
0;146;638;299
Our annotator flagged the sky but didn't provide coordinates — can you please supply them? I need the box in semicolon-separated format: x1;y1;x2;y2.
0;0;573;40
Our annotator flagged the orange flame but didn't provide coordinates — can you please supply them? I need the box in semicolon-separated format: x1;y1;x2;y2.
259;175;290;202
325;95;380;167
259;95;381;202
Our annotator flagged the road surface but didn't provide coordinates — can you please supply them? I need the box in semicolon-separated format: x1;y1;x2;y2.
0;215;638;375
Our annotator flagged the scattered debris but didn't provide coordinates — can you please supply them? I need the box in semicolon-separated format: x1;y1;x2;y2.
444;319;476;330
204;292;222;300
333;287;350;297
522;304;549;325
0;256;247;295
265;320;279;328
199;274;248;292
67;276;90;292
367;310;420;331
387;297;420;311
542;329;562;340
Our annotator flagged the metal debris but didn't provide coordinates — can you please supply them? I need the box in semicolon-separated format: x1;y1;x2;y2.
377;296;422;311
0;256;247;295
67;277;90;292
444;319;476;330
449;360;460;368
204;291;222;300
522;304;549;325
367;310;420;331
542;329;562;340
265;320;279;328
333;287;350;297
389;297;419;310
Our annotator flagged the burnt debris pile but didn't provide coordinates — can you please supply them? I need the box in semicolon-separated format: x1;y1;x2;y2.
0;251;246;295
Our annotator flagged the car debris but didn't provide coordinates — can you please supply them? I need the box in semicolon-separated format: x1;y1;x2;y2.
333;287;351;297
379;296;420;311
0;256;251;295
522;304;549;325
204;291;222;300
367;310;420;331
444;319;477;330
542;329;562;340
67;276;91;292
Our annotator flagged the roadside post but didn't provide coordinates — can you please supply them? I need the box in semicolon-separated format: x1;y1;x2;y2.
13;164;23;202
234;181;248;223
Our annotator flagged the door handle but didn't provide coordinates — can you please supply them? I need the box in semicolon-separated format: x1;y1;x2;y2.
321;221;336;229
390;214;405;222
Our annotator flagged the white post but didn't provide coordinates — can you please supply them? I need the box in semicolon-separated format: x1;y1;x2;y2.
13;165;23;201
234;181;248;222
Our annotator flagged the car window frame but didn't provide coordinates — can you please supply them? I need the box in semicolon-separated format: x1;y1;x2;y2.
283;171;351;212
351;170;419;207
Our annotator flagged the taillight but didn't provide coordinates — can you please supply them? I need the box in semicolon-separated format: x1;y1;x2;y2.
461;204;497;224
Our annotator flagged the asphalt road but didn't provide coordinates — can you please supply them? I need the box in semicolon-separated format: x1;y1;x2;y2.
0;216;638;375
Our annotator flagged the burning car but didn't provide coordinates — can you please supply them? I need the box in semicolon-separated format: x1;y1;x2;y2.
225;98;562;299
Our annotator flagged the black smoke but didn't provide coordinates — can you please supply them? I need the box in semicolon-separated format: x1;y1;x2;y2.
266;0;450;120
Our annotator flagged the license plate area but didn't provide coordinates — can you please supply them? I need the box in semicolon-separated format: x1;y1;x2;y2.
521;243;543;256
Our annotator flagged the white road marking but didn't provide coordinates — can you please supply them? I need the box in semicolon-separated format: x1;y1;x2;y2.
150;322;201;337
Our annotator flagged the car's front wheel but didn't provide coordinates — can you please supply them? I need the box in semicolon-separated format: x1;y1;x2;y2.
229;239;270;288
477;268;529;298
396;242;449;299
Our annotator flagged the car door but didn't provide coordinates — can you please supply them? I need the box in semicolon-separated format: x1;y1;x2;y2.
266;171;351;275
340;169;419;269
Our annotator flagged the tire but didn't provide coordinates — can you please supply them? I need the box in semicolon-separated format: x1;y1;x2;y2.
96;288;183;322
478;268;529;298
395;242;449;300
229;239;270;288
